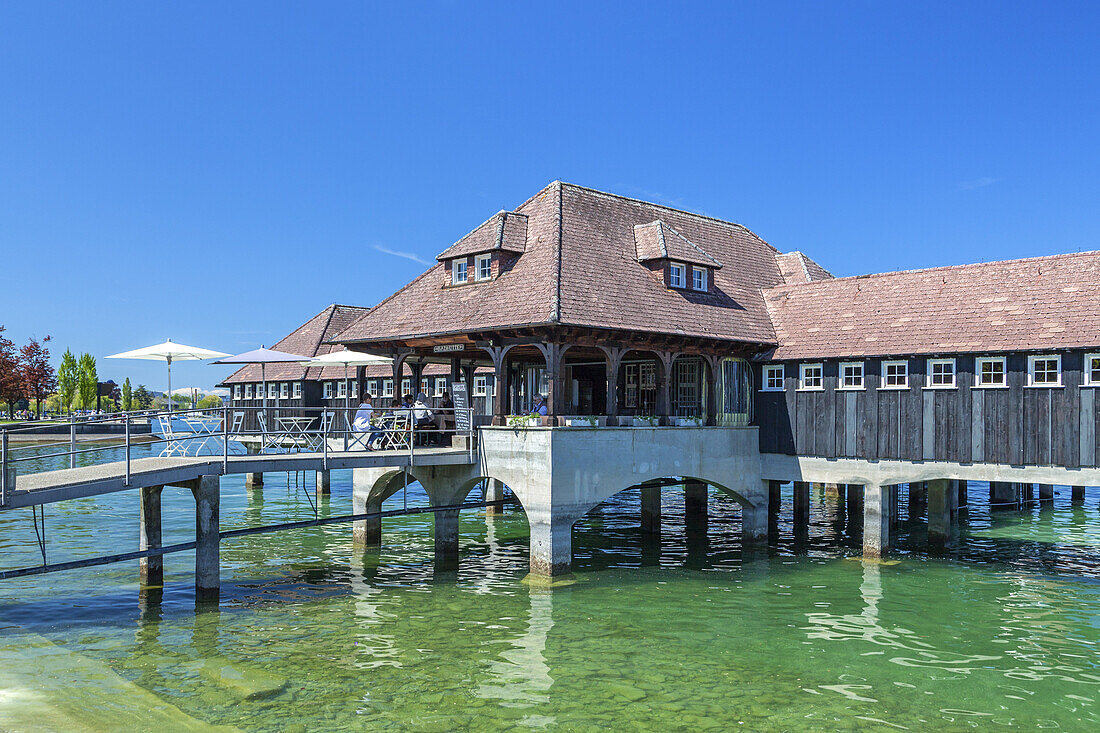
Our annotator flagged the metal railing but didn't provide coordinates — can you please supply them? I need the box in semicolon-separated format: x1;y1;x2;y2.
0;404;476;504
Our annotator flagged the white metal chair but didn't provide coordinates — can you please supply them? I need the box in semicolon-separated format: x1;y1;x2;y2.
305;410;336;452
157;414;189;457
381;411;411;451
226;411;247;455
257;411;285;453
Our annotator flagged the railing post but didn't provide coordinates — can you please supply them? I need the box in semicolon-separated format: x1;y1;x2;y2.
323;412;329;471
69;419;76;469
2;430;9;507
222;405;229;474
124;414;131;486
408;407;415;467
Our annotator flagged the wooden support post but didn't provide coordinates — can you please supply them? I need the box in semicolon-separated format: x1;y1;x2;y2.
139;485;163;588
654;351;677;425
703;355;720;427
641;485;662;536
192;475;220;602
1038;484;1054;504
481;345;515;425
599;346;626;427
793;481;810;543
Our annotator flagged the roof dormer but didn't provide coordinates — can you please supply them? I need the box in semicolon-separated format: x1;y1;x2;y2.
437;210;528;261
634;220;721;292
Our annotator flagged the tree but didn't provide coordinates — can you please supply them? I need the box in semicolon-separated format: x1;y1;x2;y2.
122;377;132;411
133;384;154;410
197;394;223;409
20;336;56;419
77;353;97;411
58;350;79;415
0;326;21;418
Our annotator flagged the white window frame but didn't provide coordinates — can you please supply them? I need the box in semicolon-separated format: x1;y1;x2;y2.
798;363;823;391
925;358;956;389
669;262;686;288
975;356;1007;388
692;266;708;292
1027;354;1062;387
382;379;394;398
401;378;411;396
268;383;278;400
475;254;492;281
293;381;302;399
881;360;909;390
452;259;468;285
762;364;784;392
337;381;347;399
323;381;333;399
280;382;289;400
244;384;253;399
838;361;865;390
434;377;447;397
1084;353;1100;387
474;375;487;396
233;385;241;400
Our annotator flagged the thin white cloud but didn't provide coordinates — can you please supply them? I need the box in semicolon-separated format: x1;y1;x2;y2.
374;244;431;266
956;177;999;191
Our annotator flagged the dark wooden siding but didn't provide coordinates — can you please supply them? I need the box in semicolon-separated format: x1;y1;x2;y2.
755;349;1099;468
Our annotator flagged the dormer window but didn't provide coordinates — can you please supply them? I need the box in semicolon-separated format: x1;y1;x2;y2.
475;254;492;281
669;262;686;288
452;259;468;285
692;266;708;291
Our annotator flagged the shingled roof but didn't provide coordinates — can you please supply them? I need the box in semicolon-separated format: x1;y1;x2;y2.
775;251;833;284
220;304;370;384
336;182;785;346
436;211;528;260
763;251;1100;360
634;220;722;268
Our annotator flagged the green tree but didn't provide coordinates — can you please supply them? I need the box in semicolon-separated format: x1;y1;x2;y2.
133;384;154;410
77;353;97;410
57;350;79;415
122;377;132;411
197;394;223;409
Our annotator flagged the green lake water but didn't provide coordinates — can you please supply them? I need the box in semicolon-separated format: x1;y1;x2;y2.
2;443;1099;730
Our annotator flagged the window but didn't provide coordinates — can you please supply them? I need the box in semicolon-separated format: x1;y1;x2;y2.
623;362;657;412
401;378;411;396
323;382;333;399
474;375;487;396
420;379;430;395
280;382;289;400
268;383;278;400
881;360;908;389
839;362;864;390
672;358;702;416
351;381;359;398
669;262;686;288
475;254;492;281
452;259;468;285
293;382;302;399
337;381;347;398
1028;355;1061;387
692;267;708;291
233;385;241;400
762;364;784;391
244;384;253;399
382;379;394;397
435;377;447;397
798;363;823;390
975;357;1006;387
926;358;956;389
1085;354;1100;386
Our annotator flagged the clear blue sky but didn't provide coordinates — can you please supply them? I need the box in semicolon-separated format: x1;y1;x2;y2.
2;1;1098;391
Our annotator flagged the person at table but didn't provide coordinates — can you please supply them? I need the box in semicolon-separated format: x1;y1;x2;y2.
412;392;436;445
533;394;548;417
353;393;385;450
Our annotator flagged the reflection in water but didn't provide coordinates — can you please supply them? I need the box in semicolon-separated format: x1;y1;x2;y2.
477;585;555;722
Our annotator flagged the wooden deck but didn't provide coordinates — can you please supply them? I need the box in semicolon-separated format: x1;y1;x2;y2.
3;447;474;509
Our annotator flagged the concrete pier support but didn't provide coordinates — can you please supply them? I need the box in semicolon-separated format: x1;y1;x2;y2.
485;479;505;515
245;472;263;489
908;482;926;519
529;518;573;578
139;485;163;588
824;483;841;498
990;481;1017;510
316;470;331;495
1072;485;1086;503
863;483;893;558
741;500;768;546
192;475;220;602
433;509;460;572
640;485;661;536
768;481;782;539
1038;484;1054;504
351;474;382;548
928;479;954;548
684;480;708;522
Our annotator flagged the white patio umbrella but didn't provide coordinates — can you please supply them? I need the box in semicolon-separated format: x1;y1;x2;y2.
107;339;230;412
300;348;392;413
210;346;311;418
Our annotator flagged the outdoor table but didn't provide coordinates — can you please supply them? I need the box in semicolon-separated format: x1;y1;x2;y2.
276;416;315;452
180;415;221;455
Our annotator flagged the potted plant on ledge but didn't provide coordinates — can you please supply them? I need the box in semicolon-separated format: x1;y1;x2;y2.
672;415;704;427
631;415;660;427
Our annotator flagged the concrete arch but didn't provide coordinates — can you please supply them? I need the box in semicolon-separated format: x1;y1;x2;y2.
574;474;758;519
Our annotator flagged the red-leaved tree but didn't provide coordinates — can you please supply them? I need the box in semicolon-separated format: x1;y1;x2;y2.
0;326;22;418
20;336;57;419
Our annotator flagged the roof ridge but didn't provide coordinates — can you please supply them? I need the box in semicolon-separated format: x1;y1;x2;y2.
767;249;1100;291
557;181;780;253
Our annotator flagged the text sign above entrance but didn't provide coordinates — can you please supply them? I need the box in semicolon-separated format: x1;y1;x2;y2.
433;344;464;353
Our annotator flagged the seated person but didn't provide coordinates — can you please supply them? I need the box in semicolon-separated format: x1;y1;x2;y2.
412;392;437;445
352;393;385;449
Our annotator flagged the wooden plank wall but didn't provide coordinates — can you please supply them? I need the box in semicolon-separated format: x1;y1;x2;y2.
755;350;1099;468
